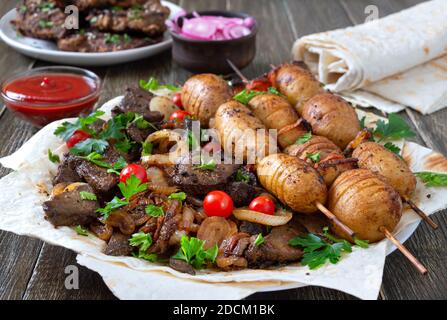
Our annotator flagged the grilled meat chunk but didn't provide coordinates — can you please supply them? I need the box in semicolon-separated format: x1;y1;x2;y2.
166;156;240;196
71;147;123;193
239;221;264;236
225;181;256;207
149;199;182;254
43;183;99;227
86;0;170;36
12;0;67;40
113;87;163;122
52;153;83;185
245;220;305;268
68;0;147;11
57;30;160;52
104;231;132;256
169;258;196;275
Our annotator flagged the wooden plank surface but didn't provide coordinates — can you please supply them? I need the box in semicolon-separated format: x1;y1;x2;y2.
0;0;445;300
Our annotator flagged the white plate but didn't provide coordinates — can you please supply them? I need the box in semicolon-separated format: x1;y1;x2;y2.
0;1;182;66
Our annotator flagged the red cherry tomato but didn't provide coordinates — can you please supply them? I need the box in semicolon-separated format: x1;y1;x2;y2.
119;164;148;183
203;191;234;218
169;110;191;122
248;196;275;215
66;130;91;148
173;92;183;108
246;78;272;92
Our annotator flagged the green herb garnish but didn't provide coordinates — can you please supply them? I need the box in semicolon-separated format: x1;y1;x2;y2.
196;159;217;171
48;149;60;163
414;172;447;187
145;204;164;217
168;192;187;202
129;232;153;252
79;191;97;201
74;225;88;236
38;2;56;12
373;113;416;142
171;236;218;269
289;228;368;270
70;139;109;156
54;110;105;141
233;87;282;105
254;233;264;246
296;132;312;145
383;142;401;156
142;142;153;156
306;152;321;163
139;77;180;92
38;19;54;28
235;168;250;183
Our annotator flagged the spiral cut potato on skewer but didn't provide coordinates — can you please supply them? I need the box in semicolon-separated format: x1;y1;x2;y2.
328;169;402;243
268;62;323;112
257;154;327;213
182;74;233;127
214;100;277;163
285;135;358;186
300;92;361;149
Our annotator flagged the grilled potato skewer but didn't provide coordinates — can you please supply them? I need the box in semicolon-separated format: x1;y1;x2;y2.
214;100;277;163
268;62;323;112
257;153;355;237
352;141;438;229
285;135;358;186
182;73;233;127
328;169;427;274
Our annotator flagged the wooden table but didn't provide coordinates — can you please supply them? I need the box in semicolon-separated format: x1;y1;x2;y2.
0;0;446;300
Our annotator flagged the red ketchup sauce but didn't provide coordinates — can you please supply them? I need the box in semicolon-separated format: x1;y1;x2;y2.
1;72;100;127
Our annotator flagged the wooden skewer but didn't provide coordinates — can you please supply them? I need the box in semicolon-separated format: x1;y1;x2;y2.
403;197;438;230
379;226;428;275
315;202;355;238
226;59;250;83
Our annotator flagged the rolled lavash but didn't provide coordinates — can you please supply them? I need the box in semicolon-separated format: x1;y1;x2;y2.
292;0;447;114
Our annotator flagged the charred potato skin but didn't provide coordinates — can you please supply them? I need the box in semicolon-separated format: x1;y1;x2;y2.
182;74;233;127
269;63;323;113
257;154;327;213
316;158;358;186
301;92;361;149
328;169;402;243
248;94;299;130
215;100;276;162
352;141;417;199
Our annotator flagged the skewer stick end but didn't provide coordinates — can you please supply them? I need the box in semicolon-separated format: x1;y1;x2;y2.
404;198;438;230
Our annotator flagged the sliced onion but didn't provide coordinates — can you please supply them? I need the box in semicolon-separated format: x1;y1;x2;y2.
226;24;251;38
142;129;188;166
243;17;255;28
182;18;217;40
233;208;293;226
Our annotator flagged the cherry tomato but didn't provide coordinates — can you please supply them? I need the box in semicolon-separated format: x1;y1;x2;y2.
172;92;183;108
248;196;275;215
119;164;148;183
246;78;272;92
169;110;191;122
66;130;91;149
203;191;234;218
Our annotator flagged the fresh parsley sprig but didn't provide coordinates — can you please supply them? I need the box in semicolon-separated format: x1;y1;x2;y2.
254;233;264;246
54;110;105;141
373;113;416;142
74;225;89;236
168;192;187;202
196;158;217;171
97;175;148;219
288;227;368;270
235;169;250;183
233;87;282;105
172;236;218;269
48;149;60;163
70;138;109;156
145;204;164;217
139;77;180;92
296;132;312;145
129;232;157;262
79;191;97;201
306;152;321;163
414;172;447;187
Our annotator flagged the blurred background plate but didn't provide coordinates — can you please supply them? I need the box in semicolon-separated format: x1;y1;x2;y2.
0;1;182;66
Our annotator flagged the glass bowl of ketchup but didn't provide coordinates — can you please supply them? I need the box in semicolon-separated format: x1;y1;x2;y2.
1;66;102;127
